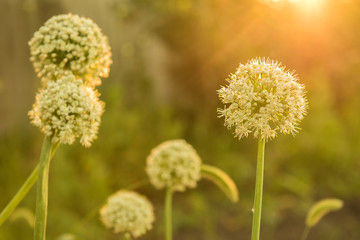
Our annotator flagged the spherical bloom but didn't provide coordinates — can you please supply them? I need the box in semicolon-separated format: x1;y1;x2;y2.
29;13;112;87
218;58;307;140
146;139;202;192
100;190;155;238
28;75;104;147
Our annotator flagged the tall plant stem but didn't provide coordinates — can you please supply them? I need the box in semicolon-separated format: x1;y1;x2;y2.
34;137;53;240
251;137;265;240
165;187;173;240
300;226;310;240
0;142;59;228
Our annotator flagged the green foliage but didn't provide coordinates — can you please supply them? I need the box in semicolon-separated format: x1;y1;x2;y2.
201;164;238;203
9;208;34;229
54;233;82;240
1;0;360;239
306;198;344;227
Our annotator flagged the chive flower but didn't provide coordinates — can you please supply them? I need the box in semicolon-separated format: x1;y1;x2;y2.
29;13;112;87
100;190;155;238
28;75;104;147
218;58;307;140
146;139;202;192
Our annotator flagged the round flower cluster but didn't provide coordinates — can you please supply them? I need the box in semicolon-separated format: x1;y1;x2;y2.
100;190;155;238
218;58;307;140
28;75;104;147
29;13;112;87
146;139;202;192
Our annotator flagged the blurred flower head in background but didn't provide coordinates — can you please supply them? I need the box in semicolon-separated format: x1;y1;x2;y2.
100;190;155;238
28;75;104;147
218;58;307;140
29;13;112;87
146;139;202;192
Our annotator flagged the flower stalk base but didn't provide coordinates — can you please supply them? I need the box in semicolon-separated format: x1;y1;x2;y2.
251;138;265;240
34;137;53;240
165;187;173;240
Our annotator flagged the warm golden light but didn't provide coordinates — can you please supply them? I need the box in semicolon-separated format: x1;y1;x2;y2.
269;0;326;14
289;0;324;8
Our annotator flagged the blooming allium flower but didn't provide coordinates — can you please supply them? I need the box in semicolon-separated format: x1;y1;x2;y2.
29;75;104;147
100;190;155;238
29;13;112;87
146;139;202;192
218;58;307;140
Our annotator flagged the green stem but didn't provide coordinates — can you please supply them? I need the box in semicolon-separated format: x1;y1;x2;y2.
33;137;53;240
165;187;173;240
300;226;311;240
251;137;265;240
0;142;59;228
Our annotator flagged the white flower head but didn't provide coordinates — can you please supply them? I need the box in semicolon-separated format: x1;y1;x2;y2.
218;58;308;140
29;75;104;147
29;13;112;87
146;139;202;192
100;190;155;238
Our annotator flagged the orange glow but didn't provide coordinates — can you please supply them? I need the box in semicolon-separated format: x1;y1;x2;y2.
289;0;324;9
268;0;326;15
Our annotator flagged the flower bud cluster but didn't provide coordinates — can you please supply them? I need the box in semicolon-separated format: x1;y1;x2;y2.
29;13;112;87
29;75;104;147
28;14;111;147
100;190;155;238
218;58;307;140
146;139;202;192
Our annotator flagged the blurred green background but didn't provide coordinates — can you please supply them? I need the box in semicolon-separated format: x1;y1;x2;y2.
0;0;359;239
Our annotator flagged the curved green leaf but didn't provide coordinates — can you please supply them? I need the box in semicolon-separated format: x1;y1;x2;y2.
54;233;82;240
306;198;343;227
9;207;35;228
201;164;238;202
